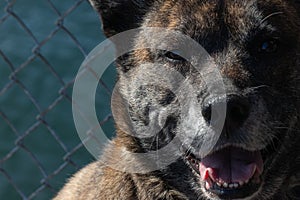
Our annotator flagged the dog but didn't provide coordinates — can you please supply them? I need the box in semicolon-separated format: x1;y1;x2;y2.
53;0;300;199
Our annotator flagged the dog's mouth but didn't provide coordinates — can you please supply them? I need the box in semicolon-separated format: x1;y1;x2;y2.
186;146;264;199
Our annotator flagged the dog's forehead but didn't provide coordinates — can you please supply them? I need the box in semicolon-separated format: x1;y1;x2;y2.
145;0;283;41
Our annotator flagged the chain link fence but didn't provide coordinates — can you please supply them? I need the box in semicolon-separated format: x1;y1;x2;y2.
0;0;115;199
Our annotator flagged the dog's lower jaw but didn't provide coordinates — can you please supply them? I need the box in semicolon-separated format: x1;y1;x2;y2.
200;181;263;200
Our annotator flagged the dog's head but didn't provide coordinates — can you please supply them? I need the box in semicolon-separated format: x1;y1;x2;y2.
90;0;300;199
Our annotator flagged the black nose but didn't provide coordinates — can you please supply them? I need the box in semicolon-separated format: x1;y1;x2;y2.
201;95;250;131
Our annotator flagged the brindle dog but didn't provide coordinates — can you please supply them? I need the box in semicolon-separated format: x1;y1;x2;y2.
54;0;300;199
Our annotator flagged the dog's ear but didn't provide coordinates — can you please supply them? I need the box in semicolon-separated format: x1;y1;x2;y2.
89;0;153;37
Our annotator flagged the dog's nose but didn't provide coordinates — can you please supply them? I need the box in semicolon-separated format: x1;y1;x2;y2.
201;95;250;131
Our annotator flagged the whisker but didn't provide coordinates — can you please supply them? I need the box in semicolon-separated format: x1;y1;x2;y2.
242;85;270;95
274;126;300;133
260;11;284;24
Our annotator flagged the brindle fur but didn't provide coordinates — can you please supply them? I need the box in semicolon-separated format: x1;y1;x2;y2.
54;0;300;199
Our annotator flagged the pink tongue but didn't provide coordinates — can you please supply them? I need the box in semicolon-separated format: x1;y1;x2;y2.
199;147;263;183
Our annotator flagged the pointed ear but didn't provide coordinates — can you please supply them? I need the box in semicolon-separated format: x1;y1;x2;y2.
88;0;153;37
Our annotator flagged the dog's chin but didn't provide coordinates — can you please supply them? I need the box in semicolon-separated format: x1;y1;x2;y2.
185;145;269;200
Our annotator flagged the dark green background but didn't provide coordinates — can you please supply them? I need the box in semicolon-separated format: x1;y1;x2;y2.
0;0;116;199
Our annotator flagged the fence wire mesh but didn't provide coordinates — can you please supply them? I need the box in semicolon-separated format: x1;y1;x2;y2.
0;0;115;199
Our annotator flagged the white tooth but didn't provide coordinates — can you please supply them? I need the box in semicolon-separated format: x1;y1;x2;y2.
245;179;249;184
205;182;210;190
223;182;228;188
207;168;215;181
229;183;234;188
217;182;222;187
234;183;239;188
239;181;244;186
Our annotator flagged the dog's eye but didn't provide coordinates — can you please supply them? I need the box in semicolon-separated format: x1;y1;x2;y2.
258;39;279;53
164;50;186;62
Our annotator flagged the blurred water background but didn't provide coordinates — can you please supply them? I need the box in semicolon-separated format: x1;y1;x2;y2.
0;0;116;199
